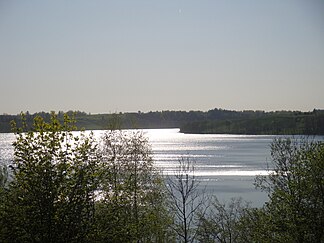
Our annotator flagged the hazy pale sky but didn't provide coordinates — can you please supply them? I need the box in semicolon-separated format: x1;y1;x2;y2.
0;0;323;114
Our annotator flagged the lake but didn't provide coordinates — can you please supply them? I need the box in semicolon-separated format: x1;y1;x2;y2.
144;128;272;207
1;128;322;207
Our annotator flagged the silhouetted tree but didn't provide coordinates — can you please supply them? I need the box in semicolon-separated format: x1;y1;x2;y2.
196;197;250;243
166;157;207;243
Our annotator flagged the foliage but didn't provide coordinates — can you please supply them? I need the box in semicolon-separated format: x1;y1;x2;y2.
92;129;173;242
0;164;9;235
253;138;324;242
196;197;251;243
0;113;99;243
0;164;9;190
0;113;174;242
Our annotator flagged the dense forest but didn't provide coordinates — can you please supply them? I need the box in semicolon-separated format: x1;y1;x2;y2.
180;109;324;135
1;108;324;134
0;113;323;242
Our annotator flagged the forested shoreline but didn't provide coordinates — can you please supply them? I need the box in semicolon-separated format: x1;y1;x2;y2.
1;108;324;135
180;111;324;135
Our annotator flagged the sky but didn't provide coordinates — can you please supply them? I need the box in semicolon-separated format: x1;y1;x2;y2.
0;0;323;114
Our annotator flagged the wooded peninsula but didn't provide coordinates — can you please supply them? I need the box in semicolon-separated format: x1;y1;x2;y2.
1;108;323;135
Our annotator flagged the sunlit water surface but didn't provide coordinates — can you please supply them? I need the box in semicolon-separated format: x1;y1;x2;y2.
1;128;323;207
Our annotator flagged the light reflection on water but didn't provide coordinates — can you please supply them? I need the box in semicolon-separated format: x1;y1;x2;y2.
0;129;278;207
142;128;274;206
0;133;15;166
1;129;323;207
142;129;324;206
144;128;273;174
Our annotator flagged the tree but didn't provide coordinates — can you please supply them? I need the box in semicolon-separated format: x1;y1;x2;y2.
92;128;173;242
0;164;9;191
254;138;324;242
196;197;251;243
0;113;99;243
166;157;207;243
0;164;9;237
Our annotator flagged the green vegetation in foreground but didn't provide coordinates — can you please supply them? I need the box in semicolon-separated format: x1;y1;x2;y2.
0;113;323;242
1;108;324;134
0;113;172;242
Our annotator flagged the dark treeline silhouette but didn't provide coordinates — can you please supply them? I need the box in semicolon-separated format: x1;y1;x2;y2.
1;108;324;134
181;109;324;135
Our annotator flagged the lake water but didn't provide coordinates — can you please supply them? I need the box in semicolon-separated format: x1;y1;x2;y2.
144;128;272;207
1;128;322;207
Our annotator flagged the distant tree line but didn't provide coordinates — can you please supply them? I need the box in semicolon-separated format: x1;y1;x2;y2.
0;113;323;242
181;110;324;135
1;108;324;134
